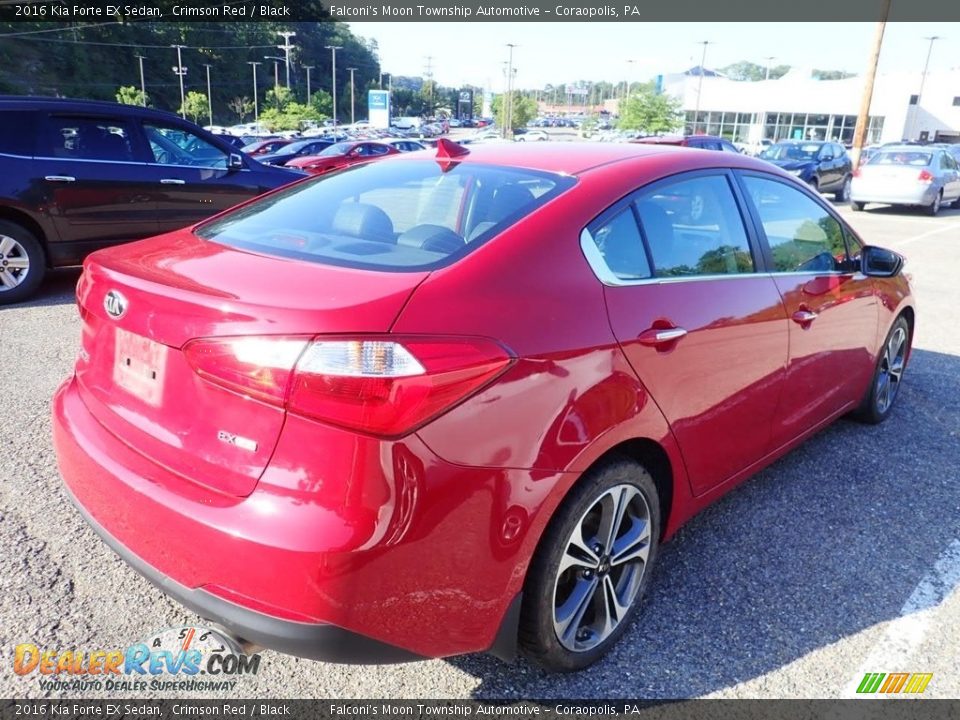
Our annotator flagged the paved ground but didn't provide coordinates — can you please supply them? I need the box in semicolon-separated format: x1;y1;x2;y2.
1;196;958;700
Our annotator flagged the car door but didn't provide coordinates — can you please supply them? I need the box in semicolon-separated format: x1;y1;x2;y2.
939;151;960;201
587;171;790;495
137;120;264;233
815;144;838;189
34;112;158;250
739;173;878;448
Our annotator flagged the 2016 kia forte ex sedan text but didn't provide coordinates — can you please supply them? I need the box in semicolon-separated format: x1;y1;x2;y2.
53;140;914;672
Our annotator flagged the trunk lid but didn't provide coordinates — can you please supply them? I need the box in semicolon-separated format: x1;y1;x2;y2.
74;231;428;497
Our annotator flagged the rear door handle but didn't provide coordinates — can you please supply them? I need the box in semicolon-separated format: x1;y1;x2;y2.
792;310;818;325
160;178;186;185
44;175;75;183
638;327;687;346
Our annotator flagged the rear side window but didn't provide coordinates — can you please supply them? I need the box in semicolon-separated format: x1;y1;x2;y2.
635;174;755;277
0;111;35;155
38;115;136;162
743;176;848;273
869;151;932;166
196;160;574;271
584;209;652;281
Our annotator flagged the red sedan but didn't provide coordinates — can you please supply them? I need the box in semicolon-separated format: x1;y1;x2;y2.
54;141;913;671
240;138;293;156
286;140;400;175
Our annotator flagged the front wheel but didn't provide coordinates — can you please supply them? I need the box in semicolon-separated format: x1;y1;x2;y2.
0;221;45;305
519;458;660;672
835;176;852;202
852;315;910;424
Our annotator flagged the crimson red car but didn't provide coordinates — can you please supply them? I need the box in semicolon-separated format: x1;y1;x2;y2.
241;138;293;156
286;140;400;175
54;141;914;671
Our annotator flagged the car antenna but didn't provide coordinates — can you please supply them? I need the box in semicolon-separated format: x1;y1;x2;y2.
435;137;469;172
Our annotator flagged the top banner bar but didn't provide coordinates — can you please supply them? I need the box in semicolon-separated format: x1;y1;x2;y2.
0;0;956;22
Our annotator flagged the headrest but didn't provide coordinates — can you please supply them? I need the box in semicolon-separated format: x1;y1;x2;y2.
397;224;465;254
331;203;395;243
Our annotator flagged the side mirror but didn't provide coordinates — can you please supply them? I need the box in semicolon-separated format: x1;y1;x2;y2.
861;245;903;277
228;153;244;171
821;153;834;161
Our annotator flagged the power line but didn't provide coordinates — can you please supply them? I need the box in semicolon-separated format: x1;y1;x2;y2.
0;35;276;50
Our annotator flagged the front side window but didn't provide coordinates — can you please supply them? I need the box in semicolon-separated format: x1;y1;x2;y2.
39;115;135;162
196;160;573;271
634;174;755;277
144;123;227;168
743;175;848;273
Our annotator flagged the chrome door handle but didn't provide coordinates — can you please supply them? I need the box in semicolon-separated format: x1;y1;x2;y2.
638;327;687;347
160;178;186;185
792;310;818;325
44;175;75;182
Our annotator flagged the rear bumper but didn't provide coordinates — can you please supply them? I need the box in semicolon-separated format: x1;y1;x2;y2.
53;375;551;661
850;183;938;206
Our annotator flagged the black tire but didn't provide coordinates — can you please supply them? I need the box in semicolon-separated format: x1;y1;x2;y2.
519;457;660;672
851;315;911;425
835;176;852;202
0;220;45;305
925;191;942;216
851;201;866;212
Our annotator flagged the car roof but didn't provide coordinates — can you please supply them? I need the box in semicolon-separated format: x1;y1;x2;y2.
391;141;772;177
0;95;182;122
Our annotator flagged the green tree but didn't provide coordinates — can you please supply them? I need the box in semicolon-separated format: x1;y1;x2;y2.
228;97;254;123
179;91;208;124
115;85;148;107
309;90;333;119
492;91;538;131
813;69;856;80
720;61;790;81
266;86;294;111
618;88;683;134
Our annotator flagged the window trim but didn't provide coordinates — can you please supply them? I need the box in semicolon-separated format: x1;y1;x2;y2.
733;169;861;275
139;118;232;170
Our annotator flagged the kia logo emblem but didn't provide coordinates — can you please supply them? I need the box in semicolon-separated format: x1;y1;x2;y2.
104;290;128;319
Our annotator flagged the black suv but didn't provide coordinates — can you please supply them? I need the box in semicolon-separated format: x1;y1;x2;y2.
0;97;304;304
759;140;854;201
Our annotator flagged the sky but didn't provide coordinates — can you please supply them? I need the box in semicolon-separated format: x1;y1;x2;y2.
348;22;959;89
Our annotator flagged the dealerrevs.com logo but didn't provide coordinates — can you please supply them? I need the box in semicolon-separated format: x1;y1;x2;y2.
14;626;261;693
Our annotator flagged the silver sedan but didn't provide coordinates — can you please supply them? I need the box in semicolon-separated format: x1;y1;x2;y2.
851;145;960;215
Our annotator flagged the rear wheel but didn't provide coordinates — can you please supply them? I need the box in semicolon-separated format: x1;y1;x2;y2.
519;457;660;672
0;221;45;305
835;176;852;202
852;315;910;424
926;190;942;216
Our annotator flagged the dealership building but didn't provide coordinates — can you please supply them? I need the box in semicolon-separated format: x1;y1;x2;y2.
659;67;960;146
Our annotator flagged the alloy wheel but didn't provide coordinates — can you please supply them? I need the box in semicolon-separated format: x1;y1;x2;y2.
552;484;651;652
0;235;30;291
841;177;851;201
876;325;907;414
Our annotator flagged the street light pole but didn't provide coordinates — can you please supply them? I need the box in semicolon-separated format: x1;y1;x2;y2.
910;35;942;140
203;63;213;127
264;56;282;89
247;61;261;129
692;40;712;133
505;43;517;138
304;65;314;104
171;45;187;118
764;56;776;81
347;67;357;124
277;31;296;88
135;54;147;106
325;45;343;132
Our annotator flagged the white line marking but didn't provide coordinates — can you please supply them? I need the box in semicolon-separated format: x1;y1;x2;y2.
891;222;960;247
843;538;960;697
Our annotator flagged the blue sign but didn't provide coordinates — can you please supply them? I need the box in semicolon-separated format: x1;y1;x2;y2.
368;91;389;110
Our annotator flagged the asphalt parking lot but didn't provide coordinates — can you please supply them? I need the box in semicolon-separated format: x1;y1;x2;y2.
1;200;958;700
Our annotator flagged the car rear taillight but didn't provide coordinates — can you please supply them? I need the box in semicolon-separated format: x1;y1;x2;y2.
853;168;861;178
918;169;934;183
184;335;512;437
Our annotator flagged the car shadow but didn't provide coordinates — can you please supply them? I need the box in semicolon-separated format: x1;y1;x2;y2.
446;346;960;699
0;268;81;310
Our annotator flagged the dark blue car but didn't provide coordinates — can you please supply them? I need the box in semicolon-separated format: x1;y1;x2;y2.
759;141;854;201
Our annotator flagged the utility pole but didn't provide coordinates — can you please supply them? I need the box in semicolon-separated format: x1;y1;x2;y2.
909;35;942;141
325;45;342;132
850;0;891;169
135;54;147;106
505;43;516;138
171;45;187;118
424;55;434;115
203;64;213;127
304;65;314;104
764;56;776;81
347;67;357;124
277;31;296;88
692;41;712;133
247;61;261;129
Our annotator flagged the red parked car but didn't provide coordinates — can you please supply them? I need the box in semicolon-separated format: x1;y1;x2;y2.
286;140;400;175
54;141;914;671
241;138;293;156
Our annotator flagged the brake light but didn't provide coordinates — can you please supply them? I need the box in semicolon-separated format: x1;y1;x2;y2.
852;168;861;178
918;169;934;183
184;335;513;437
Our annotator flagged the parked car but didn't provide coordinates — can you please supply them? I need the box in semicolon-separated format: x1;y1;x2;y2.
631;135;741;154
0;96;304;304
516;129;549;142
214;134;250;150
257;138;336;166
383;139;428;153
851;145;960;215
759;140;853;201
55;141;913;671
241;138;293;156
286;141;401;175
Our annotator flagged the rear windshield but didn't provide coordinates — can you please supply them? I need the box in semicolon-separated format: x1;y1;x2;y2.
869;151;932;166
196;159;574;271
